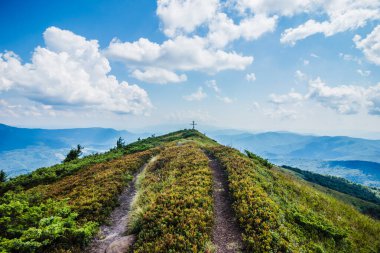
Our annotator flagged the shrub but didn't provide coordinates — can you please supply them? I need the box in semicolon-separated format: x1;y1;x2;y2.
63;144;83;163
130;144;214;252
0;192;97;253
0;170;6;183
208;146;380;253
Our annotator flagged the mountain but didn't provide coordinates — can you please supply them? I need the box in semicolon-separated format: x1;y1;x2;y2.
0;124;149;177
210;131;380;187
0;130;379;253
210;131;380;162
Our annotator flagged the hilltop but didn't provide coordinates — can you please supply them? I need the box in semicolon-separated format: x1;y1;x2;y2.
0;130;379;253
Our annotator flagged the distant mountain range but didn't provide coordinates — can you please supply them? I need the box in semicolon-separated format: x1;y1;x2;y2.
209;131;380;187
0;124;148;176
210;131;380;162
1;123;380;187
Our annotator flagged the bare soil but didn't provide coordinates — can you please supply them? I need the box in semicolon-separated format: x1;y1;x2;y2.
207;153;244;253
85;163;147;253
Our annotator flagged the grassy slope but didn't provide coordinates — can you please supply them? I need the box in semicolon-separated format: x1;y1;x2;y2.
209;145;380;252
129;143;214;252
280;166;380;219
0;130;194;252
1;129;380;252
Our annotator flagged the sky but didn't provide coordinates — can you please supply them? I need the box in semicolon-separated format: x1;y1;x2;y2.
0;0;380;137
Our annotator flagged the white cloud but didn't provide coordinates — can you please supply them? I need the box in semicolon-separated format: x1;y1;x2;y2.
269;90;304;105
183;87;207;101
157;0;219;37
307;78;365;114
206;80;220;93
0;27;151;114
106;36;253;73
339;52;362;64
131;67;187;84
354;25;380;65
269;78;380;115
310;53;319;58
303;60;310;65
279;1;380;45
246;72;256;82
217;95;233;103
265;107;298;120
357;69;371;77
367;84;380;115
295;70;307;81
207;12;277;48
0;99;57;117
234;0;321;17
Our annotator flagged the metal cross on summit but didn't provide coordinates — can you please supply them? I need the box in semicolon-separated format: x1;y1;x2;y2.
190;121;197;130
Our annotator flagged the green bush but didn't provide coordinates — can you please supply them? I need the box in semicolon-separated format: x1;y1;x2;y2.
63;144;83;163
131;144;214;252
0;192;97;253
209;146;380;253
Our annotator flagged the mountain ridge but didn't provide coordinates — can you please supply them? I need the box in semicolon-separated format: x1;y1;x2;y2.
0;129;379;252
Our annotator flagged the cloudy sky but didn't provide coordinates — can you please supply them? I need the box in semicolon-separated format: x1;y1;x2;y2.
0;0;380;137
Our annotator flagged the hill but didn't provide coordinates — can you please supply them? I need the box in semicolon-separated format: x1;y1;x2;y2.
211;131;380;187
0;123;149;177
0;130;379;252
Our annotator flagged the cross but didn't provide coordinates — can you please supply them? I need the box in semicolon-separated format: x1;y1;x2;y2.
190;120;197;130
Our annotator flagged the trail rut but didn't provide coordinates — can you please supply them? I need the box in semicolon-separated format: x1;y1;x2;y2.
207;153;243;253
85;163;147;253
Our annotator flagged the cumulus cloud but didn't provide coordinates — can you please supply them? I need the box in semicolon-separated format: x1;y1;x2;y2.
183;87;207;101
307;78;365;114
367;84;380;115
106;36;253;74
0;27;151;114
269;77;380;116
354;25;380;65
269;90;304;105
246;72;256;82
278;0;380;45
207;12;277;48
157;0;219;37
131;67;187;84
0;99;57;117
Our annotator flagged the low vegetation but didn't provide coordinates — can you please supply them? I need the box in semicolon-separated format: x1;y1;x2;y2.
130;143;214;252
0;130;194;195
209;145;380;252
0;192;97;253
1;129;380;252
30;149;156;222
281;165;380;205
63;144;83;163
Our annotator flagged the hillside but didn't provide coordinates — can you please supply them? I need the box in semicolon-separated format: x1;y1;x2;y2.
0;130;380;253
0;124;149;177
211;131;380;187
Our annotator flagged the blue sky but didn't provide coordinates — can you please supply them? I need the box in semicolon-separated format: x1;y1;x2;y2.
0;0;380;137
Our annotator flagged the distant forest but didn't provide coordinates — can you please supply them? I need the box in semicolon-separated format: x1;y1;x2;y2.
281;165;380;205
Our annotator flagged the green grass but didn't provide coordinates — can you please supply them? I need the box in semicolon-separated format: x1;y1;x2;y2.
129;143;214;252
209;145;380;253
0;129;198;195
1;129;380;252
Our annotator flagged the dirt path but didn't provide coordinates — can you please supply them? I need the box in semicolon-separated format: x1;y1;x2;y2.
206;153;244;253
85;163;147;253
